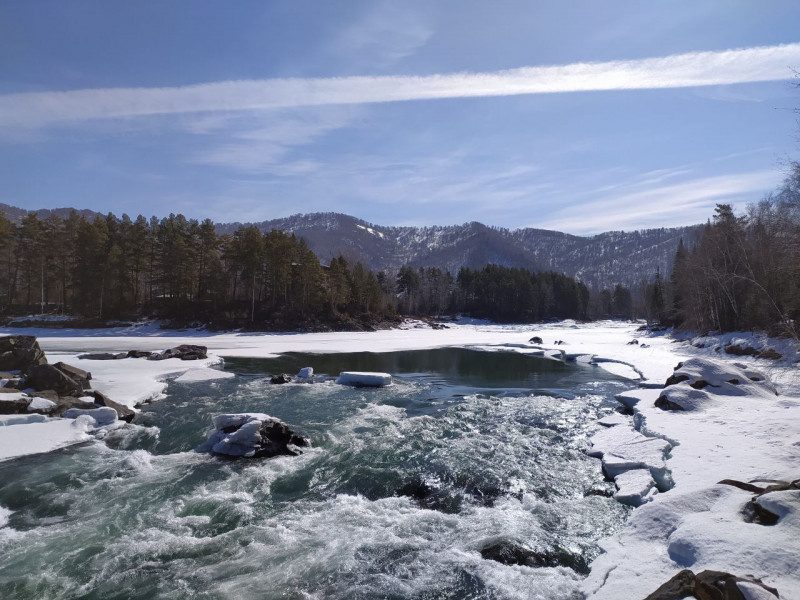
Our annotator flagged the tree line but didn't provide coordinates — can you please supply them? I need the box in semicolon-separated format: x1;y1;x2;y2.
643;164;800;338
0;211;595;328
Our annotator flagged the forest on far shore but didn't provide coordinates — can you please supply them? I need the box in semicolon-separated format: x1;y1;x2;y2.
0;164;796;336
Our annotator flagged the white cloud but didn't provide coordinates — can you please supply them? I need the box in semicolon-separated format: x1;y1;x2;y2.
2;43;800;128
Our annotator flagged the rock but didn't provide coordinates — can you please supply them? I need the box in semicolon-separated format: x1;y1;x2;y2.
665;373;690;387
54;362;91;382
0;335;47;372
270;373;292;384
627;338;639;345
644;569;697;600
126;350;152;358
93;390;135;423
757;348;782;360
724;344;759;357
26;396;57;413
52;397;97;416
198;413;307;458
0;395;29;414
25;364;83;396
297;367;314;379
554;340;565;345
479;540;589;574
149;344;207;361
78;352;127;360
644;569;779;600
655;395;685;411
62;406;118;426
529;336;543;344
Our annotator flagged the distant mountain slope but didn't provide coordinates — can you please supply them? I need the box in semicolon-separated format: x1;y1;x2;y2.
1;204;699;289
219;212;700;288
0;203;103;225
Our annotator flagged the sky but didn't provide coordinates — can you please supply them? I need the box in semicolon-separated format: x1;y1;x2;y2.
1;1;799;234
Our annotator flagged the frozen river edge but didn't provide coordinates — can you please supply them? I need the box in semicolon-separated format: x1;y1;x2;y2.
1;319;798;599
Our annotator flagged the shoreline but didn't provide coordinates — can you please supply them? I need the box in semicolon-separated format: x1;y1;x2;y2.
1;321;798;597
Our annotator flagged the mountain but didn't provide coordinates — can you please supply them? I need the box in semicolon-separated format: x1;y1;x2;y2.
218;212;701;289
0;204;699;289
0;203;103;225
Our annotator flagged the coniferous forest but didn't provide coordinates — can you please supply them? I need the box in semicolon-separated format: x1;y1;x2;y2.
644;164;800;339
0;211;593;329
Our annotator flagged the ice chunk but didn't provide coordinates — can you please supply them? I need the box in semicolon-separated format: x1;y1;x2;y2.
174;368;235;383
212;412;270;431
589;425;670;480
597;413;628;427
613;469;657;507
62;407;118;426
297;366;314;379
336;371;392;387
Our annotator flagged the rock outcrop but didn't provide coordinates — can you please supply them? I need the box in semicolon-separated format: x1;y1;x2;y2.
198;413;307;458
0;335;47;372
644;569;779;600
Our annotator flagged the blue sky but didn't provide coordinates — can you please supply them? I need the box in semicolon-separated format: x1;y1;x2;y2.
1;1;799;234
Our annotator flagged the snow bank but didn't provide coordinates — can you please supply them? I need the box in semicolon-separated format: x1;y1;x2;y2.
0;416;95;462
173;367;235;383
336;371;392;387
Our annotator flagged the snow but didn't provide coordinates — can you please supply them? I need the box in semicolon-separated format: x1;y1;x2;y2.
336;371;392;387
297;366;314;379
0;415;95;462
26;396;56;411
613;469;657;507
62;407;118;426
200;413;277;457
173;367;235;383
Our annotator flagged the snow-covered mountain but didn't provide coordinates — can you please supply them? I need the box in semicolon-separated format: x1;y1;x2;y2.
218;212;700;289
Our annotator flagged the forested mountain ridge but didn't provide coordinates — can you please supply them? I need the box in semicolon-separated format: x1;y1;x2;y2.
219;213;702;289
2;204;699;290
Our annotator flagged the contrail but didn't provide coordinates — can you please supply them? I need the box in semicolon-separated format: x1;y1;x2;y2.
2;43;799;127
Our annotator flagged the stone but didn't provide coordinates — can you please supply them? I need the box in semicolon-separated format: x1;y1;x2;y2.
479;540;589;574
199;413;307;458
93;390;135;423
148;344;207;361
644;569;696;600
270;373;292;384
52;397;97;416
25;364;83;396
627;338;639;345
126;350;152;358
757;348;782;360
655;395;685;411
54;362;91;382
0;335;47;372
78;352;127;360
0;396;29;414
529;336;543;344
724;344;759;357
644;569;779;600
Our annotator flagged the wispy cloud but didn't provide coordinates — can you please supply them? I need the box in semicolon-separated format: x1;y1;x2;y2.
2;43;799;128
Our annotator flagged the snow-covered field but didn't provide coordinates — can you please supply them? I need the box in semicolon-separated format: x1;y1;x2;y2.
1;319;798;598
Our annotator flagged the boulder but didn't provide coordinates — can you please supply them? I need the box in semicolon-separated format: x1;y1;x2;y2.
627;338;639;345
198;413;307;458
52;397;97;416
529;336;543;344
0;395;29;414
644;569;779;600
270;373;292;384
25;364;83;396
62;406;118;426
479;540;589;574
92;390;135;423
78;352;127;360
149;344;207;361
126;350;152;358
54;362;91;382
0;335;47;372
26;396;57;414
724;344;759;357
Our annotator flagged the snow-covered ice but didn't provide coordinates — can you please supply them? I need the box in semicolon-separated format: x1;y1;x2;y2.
62;407;118;426
336;371;392;387
0;414;95;462
173;367;235;383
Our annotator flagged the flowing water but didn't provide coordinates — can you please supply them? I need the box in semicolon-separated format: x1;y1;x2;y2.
0;348;632;599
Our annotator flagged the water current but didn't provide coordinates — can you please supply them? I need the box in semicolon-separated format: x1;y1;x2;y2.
0;348;633;599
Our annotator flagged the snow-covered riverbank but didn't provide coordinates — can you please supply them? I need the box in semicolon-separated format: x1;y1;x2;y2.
1;320;798;598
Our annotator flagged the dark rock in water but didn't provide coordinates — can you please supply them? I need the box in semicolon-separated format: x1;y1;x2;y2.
479;540;589;574
270;373;292;384
200;413;307;458
126;350;152;358
93;390;135;423
149;344;208;361
0;335;47;372
0;396;29;414
645;569;779;600
529;336;543;344
395;479;462;514
25;364;83;396
655;395;685;411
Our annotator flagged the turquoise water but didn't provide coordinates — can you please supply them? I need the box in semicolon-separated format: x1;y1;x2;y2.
0;348;631;599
